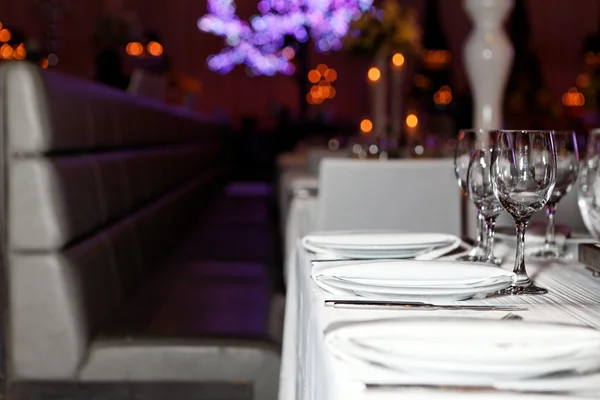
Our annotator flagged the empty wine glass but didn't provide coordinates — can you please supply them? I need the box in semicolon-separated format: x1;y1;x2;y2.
578;128;600;240
454;129;490;261
532;131;579;258
468;148;503;264
491;130;556;295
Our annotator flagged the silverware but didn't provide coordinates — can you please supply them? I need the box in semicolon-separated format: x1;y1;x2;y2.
324;300;526;311
366;383;562;395
501;312;524;320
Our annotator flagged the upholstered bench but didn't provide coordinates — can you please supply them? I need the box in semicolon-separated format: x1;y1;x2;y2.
0;62;280;399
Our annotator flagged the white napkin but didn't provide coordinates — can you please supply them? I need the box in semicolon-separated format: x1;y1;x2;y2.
302;231;463;260
311;259;514;301
325;317;600;395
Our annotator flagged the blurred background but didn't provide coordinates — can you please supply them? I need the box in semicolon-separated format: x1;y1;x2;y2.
2;0;600;173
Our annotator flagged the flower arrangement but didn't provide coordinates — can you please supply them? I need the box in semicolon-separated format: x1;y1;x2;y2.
344;0;421;58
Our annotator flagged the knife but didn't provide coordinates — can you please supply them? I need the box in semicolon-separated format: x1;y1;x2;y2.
324;300;526;311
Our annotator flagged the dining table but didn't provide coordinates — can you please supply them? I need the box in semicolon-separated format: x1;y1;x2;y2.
279;195;600;400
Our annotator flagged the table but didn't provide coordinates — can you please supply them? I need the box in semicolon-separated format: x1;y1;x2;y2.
279;197;600;400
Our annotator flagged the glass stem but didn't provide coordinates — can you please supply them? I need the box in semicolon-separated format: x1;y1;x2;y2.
544;203;557;248
476;210;486;248
514;220;532;287
484;216;497;263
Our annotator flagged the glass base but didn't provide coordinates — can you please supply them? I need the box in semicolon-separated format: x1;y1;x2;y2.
497;285;548;296
456;254;487;262
531;247;572;260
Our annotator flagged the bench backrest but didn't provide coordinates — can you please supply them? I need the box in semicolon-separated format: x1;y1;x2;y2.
0;62;225;379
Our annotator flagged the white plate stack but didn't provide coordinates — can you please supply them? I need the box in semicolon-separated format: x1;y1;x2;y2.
312;260;515;301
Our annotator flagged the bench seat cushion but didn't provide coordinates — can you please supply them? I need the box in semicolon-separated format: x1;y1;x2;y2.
101;261;273;338
79;261;279;399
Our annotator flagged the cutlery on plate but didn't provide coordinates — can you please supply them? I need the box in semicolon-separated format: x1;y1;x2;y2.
324;300;526;311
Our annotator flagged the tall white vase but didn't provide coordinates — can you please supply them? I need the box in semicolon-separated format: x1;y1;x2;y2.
371;50;388;138
463;0;514;130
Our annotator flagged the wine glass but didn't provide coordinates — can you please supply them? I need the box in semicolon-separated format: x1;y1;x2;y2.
454;129;490;261
468;147;503;264
578;129;600;240
532;131;579;258
491;130;556;295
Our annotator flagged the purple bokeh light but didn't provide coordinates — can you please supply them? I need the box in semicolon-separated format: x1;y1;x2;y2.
198;0;373;76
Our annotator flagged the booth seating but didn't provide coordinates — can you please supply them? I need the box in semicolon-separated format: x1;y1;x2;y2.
0;62;280;399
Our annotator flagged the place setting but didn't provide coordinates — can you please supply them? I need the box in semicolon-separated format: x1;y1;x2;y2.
307;130;570;304
324;316;600;398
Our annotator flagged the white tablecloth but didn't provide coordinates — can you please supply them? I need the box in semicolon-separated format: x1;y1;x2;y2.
279;198;600;400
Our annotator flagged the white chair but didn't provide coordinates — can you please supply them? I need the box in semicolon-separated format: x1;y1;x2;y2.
316;158;462;235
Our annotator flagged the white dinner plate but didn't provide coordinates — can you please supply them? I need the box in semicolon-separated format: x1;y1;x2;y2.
325;317;600;386
302;231;462;259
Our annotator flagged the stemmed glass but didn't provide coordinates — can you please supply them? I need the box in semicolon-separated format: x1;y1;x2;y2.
454;129;490;261
532;131;579;258
491;130;556;295
468;147;503;264
578;128;600;240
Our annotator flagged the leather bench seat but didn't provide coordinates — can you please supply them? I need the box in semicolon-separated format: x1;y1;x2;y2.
2;62;280;399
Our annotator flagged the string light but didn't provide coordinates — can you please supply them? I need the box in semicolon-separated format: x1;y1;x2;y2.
307;63;337;104
197;0;373;76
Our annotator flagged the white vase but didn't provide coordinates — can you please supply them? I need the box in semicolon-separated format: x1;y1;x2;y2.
463;0;514;130
370;50;388;138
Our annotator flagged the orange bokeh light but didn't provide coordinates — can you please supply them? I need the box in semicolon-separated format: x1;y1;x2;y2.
367;67;381;82
576;73;591;88
316;63;328;75
324;68;337;82
360;119;373;133
308;70;321;83
0;28;11;43
147;41;163;57
392;53;405;67
406;113;419;128
562;87;585;107
0;44;13;59
126;42;144;56
41;58;49;69
14;43;26;60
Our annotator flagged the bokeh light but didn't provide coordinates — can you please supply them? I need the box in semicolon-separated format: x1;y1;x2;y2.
367;67;381;82
197;0;374;76
392;53;405;67
0;44;13;59
126;42;144;56
406;113;419;128
0;28;11;43
360;118;373;133
147;41;163;56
